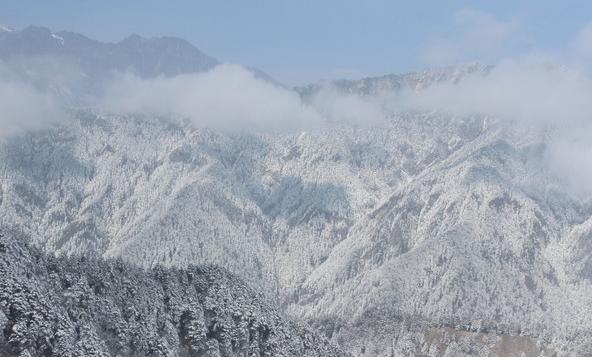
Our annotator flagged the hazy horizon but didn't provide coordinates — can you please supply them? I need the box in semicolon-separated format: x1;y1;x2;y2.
3;0;592;85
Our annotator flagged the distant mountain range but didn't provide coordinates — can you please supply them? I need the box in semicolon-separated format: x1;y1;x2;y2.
0;25;218;78
297;62;492;96
0;25;277;100
1;25;591;356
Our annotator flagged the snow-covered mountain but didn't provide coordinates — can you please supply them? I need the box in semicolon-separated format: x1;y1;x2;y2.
0;231;348;356
297;62;492;97
2;107;591;355
1;27;592;356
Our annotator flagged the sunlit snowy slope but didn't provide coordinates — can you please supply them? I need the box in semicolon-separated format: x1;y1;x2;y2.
1;26;591;356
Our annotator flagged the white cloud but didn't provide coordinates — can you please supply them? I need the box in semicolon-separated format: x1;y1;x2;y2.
2;14;592;198
422;8;527;66
99;64;325;132
400;61;590;124
397;58;592;197
99;64;390;131
415;14;592;197
0;59;390;137
308;84;386;126
0;77;62;137
547;135;592;197
571;22;592;62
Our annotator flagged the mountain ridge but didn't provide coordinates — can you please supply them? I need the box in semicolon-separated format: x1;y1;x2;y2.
0;25;219;78
1;25;592;356
2;107;590;355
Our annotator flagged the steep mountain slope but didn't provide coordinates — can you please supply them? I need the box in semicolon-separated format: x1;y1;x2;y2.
2;106;591;355
291;72;592;357
0;108;485;296
1;29;592;356
292;128;592;355
0;231;348;357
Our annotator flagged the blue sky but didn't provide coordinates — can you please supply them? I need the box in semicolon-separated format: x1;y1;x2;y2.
2;0;592;84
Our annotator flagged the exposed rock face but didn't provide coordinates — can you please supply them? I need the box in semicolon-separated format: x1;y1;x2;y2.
0;232;348;357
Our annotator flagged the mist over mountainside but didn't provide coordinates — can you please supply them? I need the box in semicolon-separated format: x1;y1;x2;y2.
296;62;492;96
1;25;592;356
0;25;276;110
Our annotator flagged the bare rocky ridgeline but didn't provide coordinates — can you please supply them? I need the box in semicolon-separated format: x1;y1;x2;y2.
1;26;592;356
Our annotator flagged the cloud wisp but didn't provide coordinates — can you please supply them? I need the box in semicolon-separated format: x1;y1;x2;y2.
422;8;529;66
0;73;63;137
0;58;390;137
410;8;592;197
98;64;326;132
2;10;592;197
396;59;592;197
98;64;391;131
